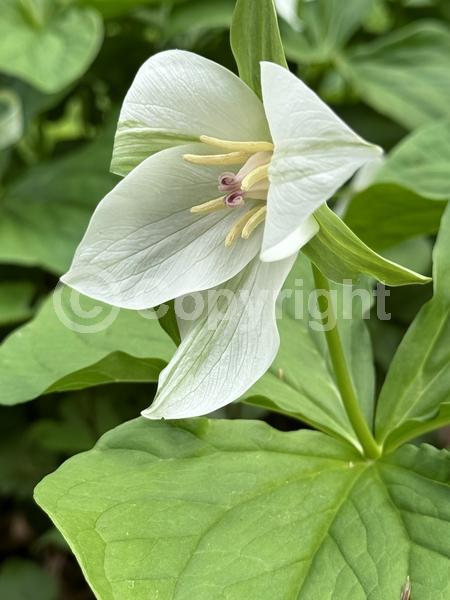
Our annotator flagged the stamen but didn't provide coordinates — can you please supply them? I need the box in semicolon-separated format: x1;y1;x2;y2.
225;191;245;207
241;164;270;192
218;172;241;192
242;206;267;239
183;151;250;166
190;196;226;214
200;135;274;154
225;206;264;248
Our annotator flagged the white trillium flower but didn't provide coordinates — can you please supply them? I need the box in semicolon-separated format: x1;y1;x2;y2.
61;50;382;419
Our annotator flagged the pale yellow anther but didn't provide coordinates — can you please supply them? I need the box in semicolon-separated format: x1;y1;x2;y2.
225;206;263;248
183;151;250;166
200;135;274;154
242;206;267;239
190;196;225;214
241;164;270;191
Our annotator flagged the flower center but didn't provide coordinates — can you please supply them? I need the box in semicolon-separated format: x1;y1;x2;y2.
184;136;273;247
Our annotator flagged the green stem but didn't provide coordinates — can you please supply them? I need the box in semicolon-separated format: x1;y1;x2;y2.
312;264;381;460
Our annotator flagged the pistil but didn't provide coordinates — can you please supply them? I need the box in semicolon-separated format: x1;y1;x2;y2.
225;191;245;207
218;172;241;192
185;135;274;247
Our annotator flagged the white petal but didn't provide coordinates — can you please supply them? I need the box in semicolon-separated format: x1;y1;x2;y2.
142;255;296;419
62;144;262;309
260;62;382;259
114;50;270;173
260;214;319;262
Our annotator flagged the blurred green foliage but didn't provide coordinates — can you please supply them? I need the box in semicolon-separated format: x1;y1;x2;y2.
0;0;448;596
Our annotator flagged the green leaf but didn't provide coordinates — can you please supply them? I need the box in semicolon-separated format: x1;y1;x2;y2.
0;281;35;326
0;289;175;406
342;21;450;129
0;558;57;600
27;393;135;454
35;417;450;599
283;0;373;63
362;0;394;35
231;0;287;98
303;204;431;285
344;119;450;250
382;237;433;277
244;254;375;450
375;119;450;200
0;89;23;150
375;203;450;452
0;122;118;274
0;0;103;94
157;300;181;347
345;184;446;251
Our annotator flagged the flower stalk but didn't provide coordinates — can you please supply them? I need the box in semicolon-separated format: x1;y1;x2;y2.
312;264;381;459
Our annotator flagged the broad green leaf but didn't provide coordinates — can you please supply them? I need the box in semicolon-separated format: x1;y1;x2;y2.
282;0;373;64
0;90;23;150
342;21;450;129
0;281;35;326
0;0;103;94
1;75;64;123
0;400;59;497
303;204;431;285
0;559;57;600
345;184;446;251
244;254;375;451
375;119;450;200
280;22;322;65
369;318;404;372
35;417;450;599
345;121;450;250
375;203;450;452
298;0;373;50
27;392;142;454
0;123;118;274
362;0;393;35
382;236;432;277
231;0;287;98
0;288;175;406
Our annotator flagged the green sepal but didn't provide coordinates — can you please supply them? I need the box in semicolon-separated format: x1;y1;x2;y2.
111;124;199;177
303;204;431;286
